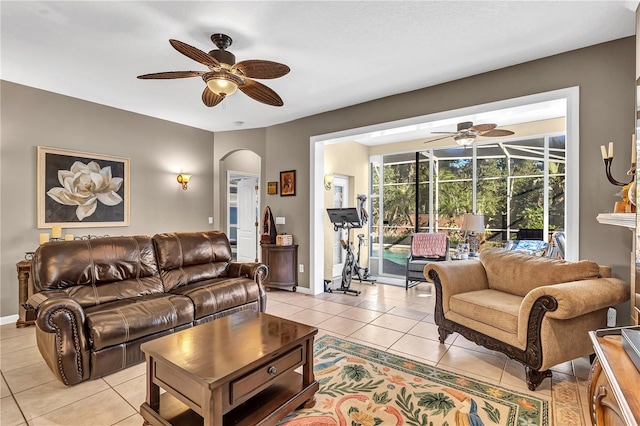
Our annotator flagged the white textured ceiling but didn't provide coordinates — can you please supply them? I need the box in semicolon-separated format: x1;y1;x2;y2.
1;1;637;133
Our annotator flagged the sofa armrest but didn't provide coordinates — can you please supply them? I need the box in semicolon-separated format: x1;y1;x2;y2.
228;262;269;282
227;262;269;312
520;277;629;322
427;261;489;314
34;296;91;386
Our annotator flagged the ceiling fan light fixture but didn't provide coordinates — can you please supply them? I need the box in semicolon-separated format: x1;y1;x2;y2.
208;79;237;95
454;135;475;146
203;72;243;96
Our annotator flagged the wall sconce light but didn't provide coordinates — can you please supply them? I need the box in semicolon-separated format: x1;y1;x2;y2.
177;173;191;190
324;174;333;191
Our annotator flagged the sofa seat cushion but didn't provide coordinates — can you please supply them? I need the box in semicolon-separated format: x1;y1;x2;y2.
449;289;523;334
85;294;194;350
480;249;601;297
170;277;261;320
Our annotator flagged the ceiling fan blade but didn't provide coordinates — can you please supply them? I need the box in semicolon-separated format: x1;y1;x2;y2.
430;131;457;135
169;39;220;67
202;87;225;107
137;71;205;79
424;135;454;144
469;123;497;133
232;60;290;79
238;78;283;106
482;129;515;137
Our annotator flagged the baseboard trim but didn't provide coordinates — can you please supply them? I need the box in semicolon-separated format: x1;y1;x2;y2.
1;315;18;326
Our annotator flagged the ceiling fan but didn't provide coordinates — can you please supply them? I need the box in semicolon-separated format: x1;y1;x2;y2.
137;33;290;108
425;121;515;146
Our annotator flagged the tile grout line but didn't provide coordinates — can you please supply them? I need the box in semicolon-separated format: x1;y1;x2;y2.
1;370;29;426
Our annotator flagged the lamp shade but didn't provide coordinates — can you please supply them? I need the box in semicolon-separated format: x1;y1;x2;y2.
461;213;485;232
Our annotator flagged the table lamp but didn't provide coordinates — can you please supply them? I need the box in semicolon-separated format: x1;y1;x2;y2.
461;213;485;257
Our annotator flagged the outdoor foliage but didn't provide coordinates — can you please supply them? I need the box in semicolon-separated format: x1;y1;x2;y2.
371;137;565;255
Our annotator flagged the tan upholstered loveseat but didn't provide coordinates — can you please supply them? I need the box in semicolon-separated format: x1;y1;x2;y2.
27;231;267;386
427;249;629;390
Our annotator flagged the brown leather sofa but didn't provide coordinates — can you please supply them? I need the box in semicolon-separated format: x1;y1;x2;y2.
27;231;267;386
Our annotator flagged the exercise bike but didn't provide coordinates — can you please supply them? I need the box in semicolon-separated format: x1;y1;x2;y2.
352;233;377;283
326;208;376;295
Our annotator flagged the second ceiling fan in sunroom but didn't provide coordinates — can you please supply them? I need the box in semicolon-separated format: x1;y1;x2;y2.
425;121;515;146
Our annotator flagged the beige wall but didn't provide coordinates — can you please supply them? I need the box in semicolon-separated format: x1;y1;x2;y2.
1;81;215;316
253;37;635;291
324;142;370;280
1;36;635;315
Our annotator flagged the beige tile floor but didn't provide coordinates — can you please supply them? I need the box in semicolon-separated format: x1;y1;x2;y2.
0;281;591;425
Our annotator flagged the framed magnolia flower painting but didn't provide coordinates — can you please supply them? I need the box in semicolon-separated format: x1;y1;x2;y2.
37;146;130;228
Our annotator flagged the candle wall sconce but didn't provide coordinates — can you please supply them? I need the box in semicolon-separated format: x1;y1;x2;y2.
600;138;637;213
600;141;635;187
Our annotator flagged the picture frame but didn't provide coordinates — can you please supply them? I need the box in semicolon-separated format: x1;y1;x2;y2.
280;170;296;196
267;181;278;195
37;146;130;228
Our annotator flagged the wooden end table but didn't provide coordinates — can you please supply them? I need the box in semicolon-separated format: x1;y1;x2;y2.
140;310;318;426
588;330;640;426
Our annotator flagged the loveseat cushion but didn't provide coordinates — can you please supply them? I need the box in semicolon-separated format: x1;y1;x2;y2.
154;231;232;291
480;249;600;297
31;236;164;307
449;289;522;334
169;277;261;320
85;293;194;350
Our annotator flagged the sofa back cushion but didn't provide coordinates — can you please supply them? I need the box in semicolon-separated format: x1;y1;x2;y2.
480;248;601;297
153;231;232;291
31;236;163;307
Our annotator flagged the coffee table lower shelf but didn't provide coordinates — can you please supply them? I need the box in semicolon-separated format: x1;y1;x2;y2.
141;370;318;426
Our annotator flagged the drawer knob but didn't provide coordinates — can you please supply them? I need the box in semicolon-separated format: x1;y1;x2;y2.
268;366;277;376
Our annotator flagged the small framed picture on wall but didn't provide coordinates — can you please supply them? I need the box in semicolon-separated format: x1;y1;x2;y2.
280;170;296;196
267;181;278;195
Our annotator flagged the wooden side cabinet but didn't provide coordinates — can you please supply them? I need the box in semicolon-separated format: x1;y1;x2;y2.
260;244;298;292
16;259;35;328
588;331;640;426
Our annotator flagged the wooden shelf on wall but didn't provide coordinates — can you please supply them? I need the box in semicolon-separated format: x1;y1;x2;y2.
596;213;635;229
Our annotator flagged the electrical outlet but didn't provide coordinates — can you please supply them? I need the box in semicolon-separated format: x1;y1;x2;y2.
208;217;213;225
607;307;617;327
299;264;304;273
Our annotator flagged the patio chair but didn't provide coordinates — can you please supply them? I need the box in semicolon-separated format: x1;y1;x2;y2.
406;233;450;290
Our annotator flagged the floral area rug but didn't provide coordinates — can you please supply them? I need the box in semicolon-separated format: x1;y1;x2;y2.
280;335;549;426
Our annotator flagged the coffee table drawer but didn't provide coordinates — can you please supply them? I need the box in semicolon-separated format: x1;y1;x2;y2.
230;345;303;404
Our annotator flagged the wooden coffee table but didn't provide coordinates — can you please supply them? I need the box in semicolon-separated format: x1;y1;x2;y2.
140;310;318;426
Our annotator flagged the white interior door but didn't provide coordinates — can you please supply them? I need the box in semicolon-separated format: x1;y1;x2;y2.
332;176;349;277
237;177;258;262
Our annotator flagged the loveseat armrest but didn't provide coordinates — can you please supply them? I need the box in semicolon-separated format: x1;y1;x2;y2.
520;277;629;322
428;261;490;295
228;262;269;282
33;296;91;386
428;261;490;314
